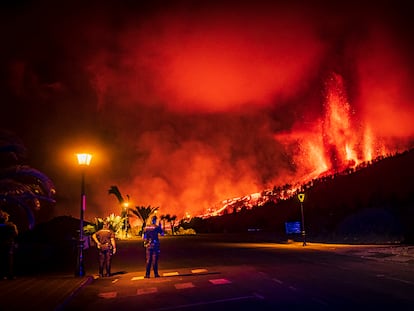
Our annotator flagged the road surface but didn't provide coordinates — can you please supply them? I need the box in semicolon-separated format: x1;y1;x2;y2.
63;234;414;310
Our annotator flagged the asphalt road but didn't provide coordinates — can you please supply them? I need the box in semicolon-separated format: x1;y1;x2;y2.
61;234;414;310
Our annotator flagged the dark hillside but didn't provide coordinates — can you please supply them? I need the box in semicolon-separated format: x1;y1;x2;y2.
194;149;414;244
306;150;414;243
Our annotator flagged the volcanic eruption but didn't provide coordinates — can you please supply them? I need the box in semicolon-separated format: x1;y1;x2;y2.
209;70;413;217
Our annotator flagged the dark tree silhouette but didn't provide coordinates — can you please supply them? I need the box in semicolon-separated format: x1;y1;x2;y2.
108;185;131;236
130;205;159;236
0;130;56;231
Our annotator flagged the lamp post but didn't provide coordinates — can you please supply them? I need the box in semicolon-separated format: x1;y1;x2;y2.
75;153;92;277
123;201;129;239
298;193;306;246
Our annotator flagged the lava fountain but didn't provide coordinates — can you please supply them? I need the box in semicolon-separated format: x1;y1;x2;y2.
209;72;403;217
280;72;393;184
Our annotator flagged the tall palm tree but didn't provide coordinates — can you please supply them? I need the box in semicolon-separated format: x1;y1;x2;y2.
169;215;177;235
130;205;159;236
0;130;56;231
160;214;168;231
108;185;125;204
108;185;131;237
160;214;177;235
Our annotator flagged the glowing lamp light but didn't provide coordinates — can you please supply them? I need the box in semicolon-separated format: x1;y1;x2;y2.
76;153;92;166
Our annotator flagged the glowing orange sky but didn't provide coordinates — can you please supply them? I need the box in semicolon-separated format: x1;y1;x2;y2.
1;1;414;222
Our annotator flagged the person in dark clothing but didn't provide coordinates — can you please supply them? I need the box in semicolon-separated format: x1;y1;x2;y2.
143;215;164;278
0;210;18;280
92;220;116;277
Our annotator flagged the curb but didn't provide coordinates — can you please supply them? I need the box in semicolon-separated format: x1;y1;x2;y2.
54;275;94;311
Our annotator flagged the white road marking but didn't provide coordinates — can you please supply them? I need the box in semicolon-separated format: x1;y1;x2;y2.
175;282;196;289
98;291;117;299
137;287;158;295
209;278;231;285
191;268;208;274
272;278;283;284
131;276;145;281
163;272;179;276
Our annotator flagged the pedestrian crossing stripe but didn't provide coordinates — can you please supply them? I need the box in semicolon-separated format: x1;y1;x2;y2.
209;278;231;285
163;271;179;276
98;291;117;299
191;269;208;274
98;277;233;298
175;282;195;289
130;268;211;281
131;276;145;281
137;287;158;295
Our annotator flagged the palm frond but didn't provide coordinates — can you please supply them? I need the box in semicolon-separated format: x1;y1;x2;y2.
0;131;56;230
108;185;124;204
0;180;36;229
1;166;57;198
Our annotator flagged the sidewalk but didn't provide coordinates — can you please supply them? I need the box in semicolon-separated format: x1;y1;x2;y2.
300;242;414;264
0;274;92;311
335;244;414;264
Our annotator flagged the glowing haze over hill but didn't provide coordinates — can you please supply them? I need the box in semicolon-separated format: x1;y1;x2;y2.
1;1;413;222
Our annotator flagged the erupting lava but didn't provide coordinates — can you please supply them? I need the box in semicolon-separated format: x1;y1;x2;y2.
321;73;390;174
323;72;357;171
206;72;397;217
288;72;391;181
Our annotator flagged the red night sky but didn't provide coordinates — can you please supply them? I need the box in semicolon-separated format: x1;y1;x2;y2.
1;0;414;222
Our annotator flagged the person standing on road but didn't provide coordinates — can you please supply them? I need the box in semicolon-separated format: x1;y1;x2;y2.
92;220;116;277
143;215;164;278
0;210;18;280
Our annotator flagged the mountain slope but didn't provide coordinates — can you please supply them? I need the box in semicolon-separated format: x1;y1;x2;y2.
198;149;414;244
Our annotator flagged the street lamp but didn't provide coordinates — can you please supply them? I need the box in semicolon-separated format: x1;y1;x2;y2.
298;193;306;246
123;200;129;238
75;153;92;277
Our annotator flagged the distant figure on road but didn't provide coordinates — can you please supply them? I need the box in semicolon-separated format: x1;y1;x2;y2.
143;215;164;278
0;210;18;280
92;220;116;277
